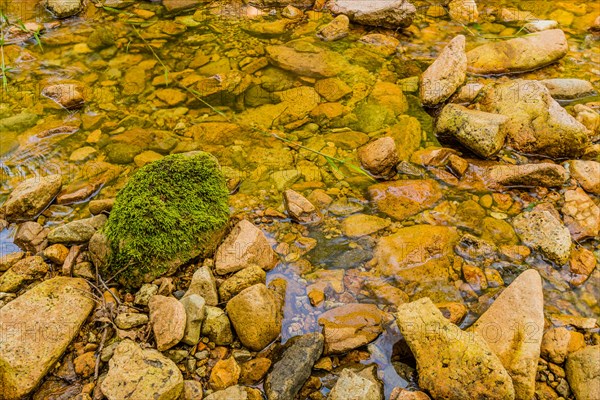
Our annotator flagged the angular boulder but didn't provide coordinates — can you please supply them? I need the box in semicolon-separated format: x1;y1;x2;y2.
184;266;219;306
478;80;589;157
395;297;515;400
48;218;97;244
0;255;48;293
215;220;278;275
180;294;206;345
470;269;544;400
149;295;186;351
512;208;572;265
467;29;568;75
0;277;94;400
226;284;282;351
283;189;322;224
436;104;509;157
264;332;324;400
420;35;467;107
1;175;62;222
101;339;183;400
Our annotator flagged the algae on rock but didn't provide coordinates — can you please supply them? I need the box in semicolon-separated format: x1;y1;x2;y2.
102;152;230;287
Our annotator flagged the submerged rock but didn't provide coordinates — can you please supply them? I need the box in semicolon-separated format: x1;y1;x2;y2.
264;332;324;400
1;174;62;222
524;19;558;32
41;83;85;109
540;78;595;100
470;269;544;400
318;303;385;354
101;339;183;400
480;162;568;188
467;29;568;75
341;214;390;237
0;277;94;400
328;0;416;29
45;0;83;18
395;298;515;400
266;41;347;78
512;208;572;265
448;0;478;24
373;225;459;284
368;180;442;221
215;220;278;275
420;35;467;107
435;104;508;157
317;14;350;41
478;80;589;157
102;152;229;287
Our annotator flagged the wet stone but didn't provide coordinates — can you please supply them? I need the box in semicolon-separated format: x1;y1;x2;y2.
1;175;62;222
283;189;323;225
264;332;324;400
14;221;48;254
420;35;467;107
318;303;385;354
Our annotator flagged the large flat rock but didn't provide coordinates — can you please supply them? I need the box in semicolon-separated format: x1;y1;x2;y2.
0;277;94;399
467;29;568;75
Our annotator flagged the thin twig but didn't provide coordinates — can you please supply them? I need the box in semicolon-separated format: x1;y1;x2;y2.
94;325;109;380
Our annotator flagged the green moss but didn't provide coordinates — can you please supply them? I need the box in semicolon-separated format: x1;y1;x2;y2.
104;152;229;286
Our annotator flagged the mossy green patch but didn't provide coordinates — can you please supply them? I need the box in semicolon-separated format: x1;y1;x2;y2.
103;152;229;287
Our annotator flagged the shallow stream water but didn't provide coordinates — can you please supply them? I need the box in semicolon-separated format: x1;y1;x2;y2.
0;0;599;397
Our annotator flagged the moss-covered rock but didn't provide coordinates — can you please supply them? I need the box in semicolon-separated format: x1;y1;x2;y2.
102;152;230;287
